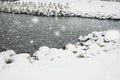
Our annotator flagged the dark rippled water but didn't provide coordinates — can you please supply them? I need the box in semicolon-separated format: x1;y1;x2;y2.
0;13;120;55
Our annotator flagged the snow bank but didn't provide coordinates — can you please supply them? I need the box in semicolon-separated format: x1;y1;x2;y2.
32;31;118;66
0;31;120;80
0;0;120;19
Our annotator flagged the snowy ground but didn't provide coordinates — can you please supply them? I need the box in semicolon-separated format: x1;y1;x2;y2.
0;30;120;80
0;0;120;19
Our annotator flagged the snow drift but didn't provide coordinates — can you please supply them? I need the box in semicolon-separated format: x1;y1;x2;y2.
0;31;120;80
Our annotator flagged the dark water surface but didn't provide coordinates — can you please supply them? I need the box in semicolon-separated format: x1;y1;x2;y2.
0;13;120;55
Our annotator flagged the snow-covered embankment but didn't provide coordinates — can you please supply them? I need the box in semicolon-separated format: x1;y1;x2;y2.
0;0;120;19
0;30;120;80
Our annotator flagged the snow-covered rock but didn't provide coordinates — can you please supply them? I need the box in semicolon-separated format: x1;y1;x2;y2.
34;46;76;64
0;50;16;69
7;53;33;68
0;50;16;62
11;53;32;63
65;31;117;58
0;50;33;68
65;43;76;52
33;46;50;60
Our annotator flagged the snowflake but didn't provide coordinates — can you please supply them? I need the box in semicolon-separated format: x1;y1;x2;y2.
30;40;34;44
9;29;11;32
2;35;4;37
26;20;29;23
28;24;34;28
48;24;51;26
7;37;10;40
49;27;52;30
2;46;5;48
8;18;11;20
32;17;39;23
61;26;66;32
18;26;22;28
54;31;61;37
13;20;21;25
16;36;19;38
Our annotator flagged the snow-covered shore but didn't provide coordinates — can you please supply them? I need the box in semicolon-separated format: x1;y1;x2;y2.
0;0;120;19
0;30;120;80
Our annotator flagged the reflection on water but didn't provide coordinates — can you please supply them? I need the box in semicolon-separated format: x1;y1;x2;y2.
0;13;120;55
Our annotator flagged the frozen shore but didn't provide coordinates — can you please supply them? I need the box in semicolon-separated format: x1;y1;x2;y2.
0;0;120;19
0;30;120;80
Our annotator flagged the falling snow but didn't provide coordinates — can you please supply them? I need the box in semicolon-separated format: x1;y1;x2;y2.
30;40;34;44
61;26;66;32
54;31;61;37
0;0;120;79
32;17;39;23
